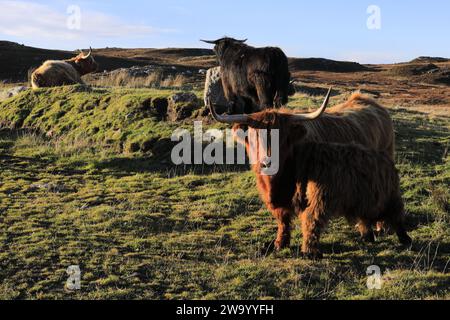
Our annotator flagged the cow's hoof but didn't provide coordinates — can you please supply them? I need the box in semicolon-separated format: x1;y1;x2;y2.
361;232;375;243
398;235;413;249
275;238;291;251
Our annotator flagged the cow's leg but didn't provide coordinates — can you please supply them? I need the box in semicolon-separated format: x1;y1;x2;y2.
225;94;245;114
221;81;238;114
252;72;274;108
300;207;326;259
272;207;293;250
374;221;385;238
357;219;375;243
382;195;412;247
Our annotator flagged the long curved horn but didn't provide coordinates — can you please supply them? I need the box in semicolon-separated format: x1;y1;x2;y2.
207;98;249;124
200;39;218;44
236;39;247;43
291;87;332;122
83;47;92;59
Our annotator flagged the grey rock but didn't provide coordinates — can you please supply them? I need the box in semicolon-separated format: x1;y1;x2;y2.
203;67;229;114
0;86;28;101
203;67;226;104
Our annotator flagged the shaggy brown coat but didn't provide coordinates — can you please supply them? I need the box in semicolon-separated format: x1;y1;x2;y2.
209;91;410;257
301;92;395;159
235;110;411;258
293;142;411;257
31;50;98;89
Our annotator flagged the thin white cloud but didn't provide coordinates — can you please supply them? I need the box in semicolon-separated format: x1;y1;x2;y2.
0;1;174;41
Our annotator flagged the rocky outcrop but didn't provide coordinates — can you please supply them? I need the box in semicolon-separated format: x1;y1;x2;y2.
168;92;201;121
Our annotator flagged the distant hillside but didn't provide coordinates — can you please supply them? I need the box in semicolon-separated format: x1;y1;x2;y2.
0;41;395;83
410;56;449;64
0;41;150;82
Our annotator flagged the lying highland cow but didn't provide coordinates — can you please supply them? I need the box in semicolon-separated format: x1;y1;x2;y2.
31;47;98;89
208;89;412;258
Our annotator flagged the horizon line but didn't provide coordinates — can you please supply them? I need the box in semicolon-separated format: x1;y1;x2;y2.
1;39;448;66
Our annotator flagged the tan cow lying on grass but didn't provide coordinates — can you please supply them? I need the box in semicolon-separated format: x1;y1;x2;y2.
31;48;98;89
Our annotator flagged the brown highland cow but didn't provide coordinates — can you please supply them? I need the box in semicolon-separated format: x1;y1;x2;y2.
31;47;98;89
208;89;412;258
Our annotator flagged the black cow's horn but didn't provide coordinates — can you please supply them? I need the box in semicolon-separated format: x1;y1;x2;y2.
200;39;218;44
291;87;332;122
236;39;247;43
207;98;249;124
83;47;92;59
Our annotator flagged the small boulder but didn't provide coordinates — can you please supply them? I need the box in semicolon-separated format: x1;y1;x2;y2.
0;86;28;102
168;92;200;121
203;67;228;114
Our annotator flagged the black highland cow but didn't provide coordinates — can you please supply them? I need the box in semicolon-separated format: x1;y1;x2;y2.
201;37;294;113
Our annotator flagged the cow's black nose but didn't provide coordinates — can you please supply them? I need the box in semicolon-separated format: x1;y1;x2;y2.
261;158;271;169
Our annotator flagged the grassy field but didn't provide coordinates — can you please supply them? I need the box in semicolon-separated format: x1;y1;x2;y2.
0;85;449;299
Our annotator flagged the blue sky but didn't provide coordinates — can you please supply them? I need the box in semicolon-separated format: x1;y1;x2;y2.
0;0;449;63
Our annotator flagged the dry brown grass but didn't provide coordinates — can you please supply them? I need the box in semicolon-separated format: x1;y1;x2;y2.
86;70;189;89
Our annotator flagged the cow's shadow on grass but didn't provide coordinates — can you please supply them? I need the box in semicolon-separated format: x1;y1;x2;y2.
91;144;252;177
257;209;449;273
341;238;450;273
92;156;251;177
392;108;449;166
265;236;450;274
